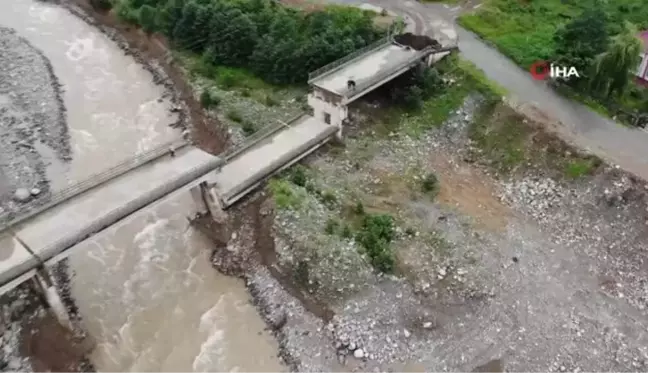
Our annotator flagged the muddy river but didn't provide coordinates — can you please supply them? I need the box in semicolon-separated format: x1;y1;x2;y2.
1;0;285;371
0;0;179;187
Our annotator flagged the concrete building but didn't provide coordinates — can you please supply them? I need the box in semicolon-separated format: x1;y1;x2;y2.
307;35;453;139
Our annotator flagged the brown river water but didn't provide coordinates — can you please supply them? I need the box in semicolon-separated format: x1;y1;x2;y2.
0;0;286;370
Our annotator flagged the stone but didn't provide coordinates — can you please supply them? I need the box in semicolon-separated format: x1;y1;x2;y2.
30;188;41;196
13;188;30;202
353;348;365;359
423;321;433;329
404;329;411;338
349;342;357;351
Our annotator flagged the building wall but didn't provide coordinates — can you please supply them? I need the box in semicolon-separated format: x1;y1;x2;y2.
307;89;348;138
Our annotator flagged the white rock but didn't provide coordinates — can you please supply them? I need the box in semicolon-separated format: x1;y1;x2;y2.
353;348;365;359
30;188;41;196
404;329;411;338
13;188;30;202
423;321;433;329
349;342;357;351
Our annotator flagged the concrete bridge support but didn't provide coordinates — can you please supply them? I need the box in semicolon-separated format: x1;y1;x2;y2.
190;181;227;224
32;269;73;331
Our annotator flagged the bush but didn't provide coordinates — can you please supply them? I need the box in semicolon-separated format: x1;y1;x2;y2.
294;260;310;287
240;88;251;97
241;120;256;135
289;165;308;187
200;89;220;108
90;0;112;11
227;109;243;123
354;201;365;215
325;218;339;235
264;94;279;106
340;224;353;239
269;179;302;209
356;214;396;273
320;191;337;209
421;172;439;194
219;70;237;89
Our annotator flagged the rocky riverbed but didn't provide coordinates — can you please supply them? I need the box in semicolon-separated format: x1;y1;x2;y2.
0;26;70;219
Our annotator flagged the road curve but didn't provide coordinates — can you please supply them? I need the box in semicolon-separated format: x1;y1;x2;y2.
332;0;648;180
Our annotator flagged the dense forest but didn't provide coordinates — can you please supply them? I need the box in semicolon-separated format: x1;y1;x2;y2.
98;0;386;84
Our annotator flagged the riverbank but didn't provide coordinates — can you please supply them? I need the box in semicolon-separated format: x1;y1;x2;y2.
0;26;69;219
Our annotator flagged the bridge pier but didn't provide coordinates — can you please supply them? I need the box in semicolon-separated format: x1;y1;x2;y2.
190;181;227;224
32;268;73;331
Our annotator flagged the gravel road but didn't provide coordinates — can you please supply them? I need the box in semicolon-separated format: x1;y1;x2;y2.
0;26;70;215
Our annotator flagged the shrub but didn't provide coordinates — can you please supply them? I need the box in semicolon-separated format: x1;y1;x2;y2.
325;218;339;235
90;0;112;11
355;214;396;273
421;172;439;194
219;70;237;89
269;179;302;209
289;165;308;187
294;260;310;287
354;201;365;215
321;191;337;205
340;224;353;239
240;88;251;97
241;120;256;135
227;109;243;123
200;89;214;107
265;94;279;106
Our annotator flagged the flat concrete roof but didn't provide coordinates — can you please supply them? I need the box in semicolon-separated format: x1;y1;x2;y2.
310;43;419;97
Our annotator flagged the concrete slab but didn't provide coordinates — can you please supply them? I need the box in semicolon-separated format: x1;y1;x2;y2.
310;43;419;96
13;146;221;262
213;115;335;203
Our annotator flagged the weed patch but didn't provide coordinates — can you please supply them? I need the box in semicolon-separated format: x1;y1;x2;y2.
356;214;396;273
269;178;304;210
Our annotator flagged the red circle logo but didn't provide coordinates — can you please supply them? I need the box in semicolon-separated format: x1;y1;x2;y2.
530;61;550;80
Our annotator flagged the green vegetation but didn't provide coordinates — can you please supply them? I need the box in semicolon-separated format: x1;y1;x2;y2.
226;109;243;123
241;120;256;135
325;217;339;235
356;214;396;273
459;0;648;119
200;89;220;108
469;99;602;176
289;165;308;187
110;0;387;85
269;178;304;209
421;172;439;196
564;159;596;179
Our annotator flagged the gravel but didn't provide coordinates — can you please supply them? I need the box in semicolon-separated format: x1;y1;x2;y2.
0;26;70;218
236;95;648;372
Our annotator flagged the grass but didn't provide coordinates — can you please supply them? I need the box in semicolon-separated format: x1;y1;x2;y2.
226;109;243;123
269;178;305;210
563;159;596;179
469;98;602;177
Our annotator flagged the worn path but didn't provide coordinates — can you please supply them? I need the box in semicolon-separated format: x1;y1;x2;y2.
333;0;648;180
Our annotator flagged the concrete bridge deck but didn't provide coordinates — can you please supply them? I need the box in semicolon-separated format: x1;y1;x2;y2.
212;114;338;206
0;144;223;289
308;39;439;104
0;114;336;292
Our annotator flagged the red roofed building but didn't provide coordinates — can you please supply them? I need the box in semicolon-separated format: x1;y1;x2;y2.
635;30;648;85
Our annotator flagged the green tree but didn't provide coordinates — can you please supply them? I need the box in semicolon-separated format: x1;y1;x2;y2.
156;0;185;36
552;8;609;87
139;5;158;33
589;22;643;99
172;2;211;52
206;6;258;66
